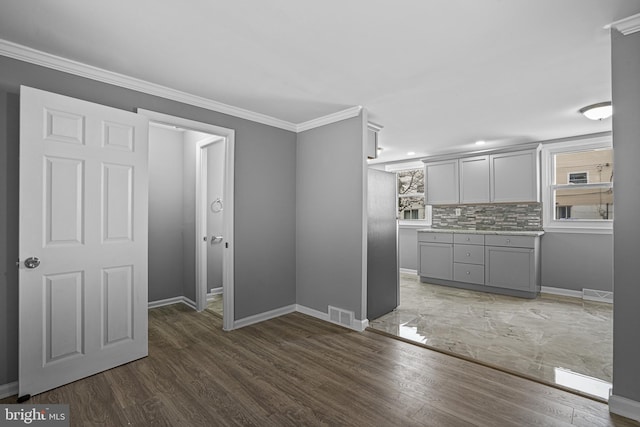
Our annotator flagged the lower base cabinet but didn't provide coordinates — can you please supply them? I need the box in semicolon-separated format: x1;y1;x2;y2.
485;246;535;291
418;242;453;280
418;231;541;298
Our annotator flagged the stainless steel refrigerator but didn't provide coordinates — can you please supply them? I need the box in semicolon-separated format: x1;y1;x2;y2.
367;169;399;320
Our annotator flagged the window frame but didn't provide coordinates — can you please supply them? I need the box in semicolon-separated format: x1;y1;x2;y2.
541;135;613;234
385;161;432;227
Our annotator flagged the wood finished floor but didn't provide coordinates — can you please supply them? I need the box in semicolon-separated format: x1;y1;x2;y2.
2;304;638;426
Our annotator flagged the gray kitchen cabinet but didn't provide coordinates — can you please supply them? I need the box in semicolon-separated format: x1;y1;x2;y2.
418;230;541;298
460;155;490;203
484;235;539;293
424;159;459;205
417;232;453;280
424;147;539;205
490;149;539;203
485;246;535;291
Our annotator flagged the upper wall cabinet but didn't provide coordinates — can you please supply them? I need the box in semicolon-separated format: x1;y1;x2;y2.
460;155;490;204
424;146;540;205
425;159;459;205
490;149;539;203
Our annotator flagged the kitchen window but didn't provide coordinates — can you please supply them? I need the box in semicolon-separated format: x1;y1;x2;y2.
397;168;426;220
541;136;613;232
384;161;432;226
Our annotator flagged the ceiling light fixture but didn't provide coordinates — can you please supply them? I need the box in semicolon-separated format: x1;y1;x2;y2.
475;140;486;145
579;102;612;120
407;151;416;156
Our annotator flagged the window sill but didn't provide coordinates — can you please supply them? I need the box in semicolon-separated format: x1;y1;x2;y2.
398;220;432;229
543;225;613;235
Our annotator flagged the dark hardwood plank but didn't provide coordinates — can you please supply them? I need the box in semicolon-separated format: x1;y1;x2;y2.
1;305;638;426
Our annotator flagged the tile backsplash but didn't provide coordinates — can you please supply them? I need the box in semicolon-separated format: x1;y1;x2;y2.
432;203;542;231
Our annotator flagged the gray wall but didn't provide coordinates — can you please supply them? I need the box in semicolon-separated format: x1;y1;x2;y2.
0;55;297;386
541;233;613;292
0;91;19;387
612;28;640;404
148;126;185;301
296;115;366;319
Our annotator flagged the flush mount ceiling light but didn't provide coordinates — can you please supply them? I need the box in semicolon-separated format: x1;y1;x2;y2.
579;102;612;120
475;140;486;145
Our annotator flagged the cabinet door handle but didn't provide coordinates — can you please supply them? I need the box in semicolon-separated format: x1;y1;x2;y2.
466;253;471;257
466;271;471;275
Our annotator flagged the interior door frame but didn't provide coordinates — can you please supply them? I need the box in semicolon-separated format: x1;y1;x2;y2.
137;109;235;331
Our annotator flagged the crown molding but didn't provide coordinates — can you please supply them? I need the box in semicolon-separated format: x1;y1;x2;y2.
605;13;640;35
0;38;299;132
367;121;384;133
296;105;363;132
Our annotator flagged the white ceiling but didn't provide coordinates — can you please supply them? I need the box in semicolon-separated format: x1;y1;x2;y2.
1;0;639;163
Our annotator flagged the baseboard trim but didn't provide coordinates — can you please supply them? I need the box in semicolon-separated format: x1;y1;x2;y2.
541;286;583;299
207;287;223;297
295;304;368;332
0;381;18;399
148;296;197;310
233;304;296;329
609;394;640;422
399;268;418;275
541;286;613;304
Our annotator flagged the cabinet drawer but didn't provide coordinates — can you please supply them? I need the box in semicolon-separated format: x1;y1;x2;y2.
454;244;484;265
484;235;536;248
453;263;485;285
418;232;453;243
454;233;485;245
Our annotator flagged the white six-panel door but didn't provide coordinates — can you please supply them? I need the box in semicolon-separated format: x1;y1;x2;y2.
18;86;149;397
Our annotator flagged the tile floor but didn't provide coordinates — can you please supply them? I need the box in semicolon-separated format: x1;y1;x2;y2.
206;293;224;316
368;273;613;400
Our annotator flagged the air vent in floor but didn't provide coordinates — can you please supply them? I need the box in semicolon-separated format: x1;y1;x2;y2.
583;288;613;304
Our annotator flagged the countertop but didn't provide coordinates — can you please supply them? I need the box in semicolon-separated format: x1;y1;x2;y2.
417;228;544;237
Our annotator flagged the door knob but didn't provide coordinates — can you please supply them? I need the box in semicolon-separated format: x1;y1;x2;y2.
24;257;40;269
210;236;224;245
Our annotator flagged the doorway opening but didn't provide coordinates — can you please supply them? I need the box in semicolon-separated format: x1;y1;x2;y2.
141;109;235;331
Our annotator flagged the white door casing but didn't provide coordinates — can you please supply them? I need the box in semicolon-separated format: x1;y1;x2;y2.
19;86;149;397
137;109;235;331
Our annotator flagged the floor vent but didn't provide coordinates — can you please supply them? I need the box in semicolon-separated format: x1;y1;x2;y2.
583;289;613;304
328;306;354;328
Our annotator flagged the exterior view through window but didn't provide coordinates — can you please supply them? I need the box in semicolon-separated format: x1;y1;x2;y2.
553;148;613;220
397;168;426;220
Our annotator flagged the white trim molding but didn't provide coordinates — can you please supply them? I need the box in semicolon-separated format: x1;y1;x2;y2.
148;296;197;310
605;13;640;35
138;108;236;332
540;135;613;233
0;38;365;135
233;304;296;329
296;106;363;132
0;381;18;399
0;39;297;132
400;268;418;275
540;286;583;299
609;395;640;422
